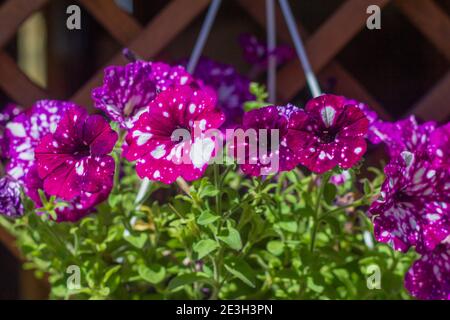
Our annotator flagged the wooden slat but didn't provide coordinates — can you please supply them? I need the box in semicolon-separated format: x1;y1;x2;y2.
0;0;50;49
318;63;392;120
0;52;48;106
71;0;210;108
409;71;450;121
396;0;450;61
77;0;142;46
276;0;391;101
238;0;392;120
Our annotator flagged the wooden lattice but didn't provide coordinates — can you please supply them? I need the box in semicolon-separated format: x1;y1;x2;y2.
1;0;450;260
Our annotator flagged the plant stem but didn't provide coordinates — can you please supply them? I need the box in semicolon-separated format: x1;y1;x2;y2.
214;164;222;215
211;164;224;299
310;174;328;252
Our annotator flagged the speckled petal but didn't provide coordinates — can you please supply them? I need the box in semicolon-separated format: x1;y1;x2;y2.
125;85;224;184
369;152;449;253
405;243;450;300
35;105;117;200
92;61;193;128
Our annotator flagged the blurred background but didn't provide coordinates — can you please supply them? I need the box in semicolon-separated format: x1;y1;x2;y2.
0;0;449;299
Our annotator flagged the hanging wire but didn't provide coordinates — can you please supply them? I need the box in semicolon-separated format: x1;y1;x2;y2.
278;0;321;98
266;0;277;103
187;0;222;73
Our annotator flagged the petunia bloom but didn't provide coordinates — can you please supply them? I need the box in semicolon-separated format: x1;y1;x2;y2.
0;175;23;218
6;100;75;181
0;104;22;158
344;99;384;145
369;115;437;159
35;105;117;200
125;85;224;184
287;94;369;174
428;123;450;169
238;33;294;69
369;151;450;253
25;165;110;222
405;242;450;300
92;61;193;129
233;104;299;176
185;57;254;129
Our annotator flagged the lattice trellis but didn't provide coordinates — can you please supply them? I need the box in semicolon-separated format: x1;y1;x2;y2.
0;0;450;259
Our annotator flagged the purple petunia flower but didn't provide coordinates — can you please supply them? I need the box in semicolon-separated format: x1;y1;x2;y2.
125;85;224;184
405;242;450;300
0;104;22;158
35;105;117;201
24;165;110;222
344;99;384;145
287;94;369;174
238;33;294;69
428;123;450;170
233;105;299;176
5;100;76;181
0;175;23;218
92;61;193;129
186;57;254;129
330;170;351;186
369;115;437;159
369;151;450;253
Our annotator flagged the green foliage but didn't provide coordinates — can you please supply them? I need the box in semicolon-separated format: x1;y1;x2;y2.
244;82;271;111
0;161;417;300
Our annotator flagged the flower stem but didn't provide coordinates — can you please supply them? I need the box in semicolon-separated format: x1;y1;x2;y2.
310;174;328;252
214;164;222;215
211;164;224;299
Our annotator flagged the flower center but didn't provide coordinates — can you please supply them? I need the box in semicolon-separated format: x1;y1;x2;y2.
73;144;90;159
394;190;413;202
318;129;337;144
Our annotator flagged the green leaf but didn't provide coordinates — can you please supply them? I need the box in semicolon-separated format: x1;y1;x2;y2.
324;183;337;204
224;258;256;288
322;215;341;235
197;211;219;226
167;273;212;291
218;227;242;250
38;189;48;206
363;178;372;195
138;264;166;284
102;265;121;285
278;221;297;233
306;276;324;293
193;239;219;259
267;240;284;256
123;232;147;249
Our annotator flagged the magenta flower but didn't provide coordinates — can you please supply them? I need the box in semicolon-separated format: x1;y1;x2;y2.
0;175;23;218
238;33;294;69
287;94;369;174
405;243;450;300
25;165;110;222
185;57;254;128
6;100;76;181
35;105;117;200
125;85;224;184
234;105;299;176
92;61;193;128
330;170;351;186
0;104;22;158
369;115;437;159
369;151;450;253
428;123;450;169
344;99;384;145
